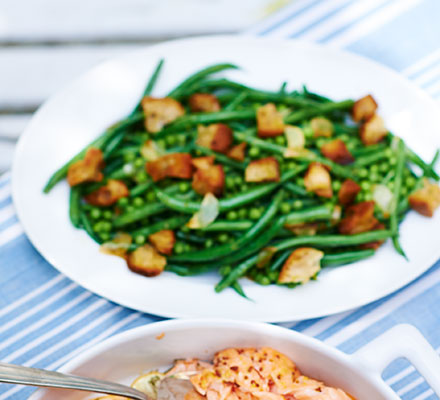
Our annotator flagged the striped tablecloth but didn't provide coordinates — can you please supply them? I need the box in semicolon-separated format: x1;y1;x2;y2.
1;0;440;398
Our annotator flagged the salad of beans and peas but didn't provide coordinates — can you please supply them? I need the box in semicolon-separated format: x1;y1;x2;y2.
44;60;440;297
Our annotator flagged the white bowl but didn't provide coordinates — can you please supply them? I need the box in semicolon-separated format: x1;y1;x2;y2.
29;320;440;399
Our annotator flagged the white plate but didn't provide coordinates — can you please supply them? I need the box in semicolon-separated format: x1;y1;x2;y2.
12;35;440;322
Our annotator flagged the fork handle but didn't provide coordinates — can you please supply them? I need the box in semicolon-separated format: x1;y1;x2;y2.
0;361;147;400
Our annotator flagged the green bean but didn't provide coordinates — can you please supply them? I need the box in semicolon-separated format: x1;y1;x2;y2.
301;85;332;103
231;281;250;299
284;182;308;196
351;143;387;157
215;255;258;292
321;249;375;267
130;181;153;197
176;231;206;244
114;203;167;227
284;205;333;224
354;151;388;167
43;112;143;193
170;189;284;262
269;249;291;271
168;63;239;98
103;131;126;159
233;130;285;154
79;211;102;243
430;149;440;168
69;188;82;228
201;220;253;231
224;91;248;111
390;138;407;258
285;99;354;124
405;146;440;180
194;145;246;170
130;215;188;238
142;59;164;97
279;81;288;94
274;230;392;252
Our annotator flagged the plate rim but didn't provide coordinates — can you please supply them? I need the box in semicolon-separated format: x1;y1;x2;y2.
11;34;440;322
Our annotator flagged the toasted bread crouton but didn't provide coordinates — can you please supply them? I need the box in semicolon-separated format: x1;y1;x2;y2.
320;139;354;165
85;179;129;206
257;103;285;137
409;179;440;217
149;229;175;255
67;147;104;187
100;233;132;258
188;93;221;113
141;97;185;133
140;140;164;161
245;157;280;183
310;117;334;138
338;201;378;234
146;153;193;182
360;222;386;250
338;179;361;206
352;95;377;122
126;244;166;277
360;114;388;146
192;156;215;170
192;164;225;196
196;124;233;153
278;248;324;284
227;142;247;161
304;162;333;198
284;222;320;236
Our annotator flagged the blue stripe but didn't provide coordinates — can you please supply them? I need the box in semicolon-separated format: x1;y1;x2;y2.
0;216;18;232
420;75;440;88
0;196;12;209
408;56;440;79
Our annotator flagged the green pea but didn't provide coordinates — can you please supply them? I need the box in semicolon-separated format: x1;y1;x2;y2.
386;181;394;190
400;187;408;196
135;235;146;245
249;146;260;158
384;148;393;158
406;176;416;188
234;176;243;186
93;221;103;232
133;197;144;207
90;208;101;219
370;165;379;174
219;265;232;276
242;184;249;192
174;242;185;254
316;139;326;148
181;226;190;233
379;163;389;173
370;172;381;182
226;176;236;189
280;202;291;214
177;135;186;145
287;161;296;170
218;233;229;243
125;205;135;214
179;182;190;193
205;239;214;248
103;210;113;220
184;243;192;252
257;275;271;286
117;197;129;207
238;208;248;219
166;135;177;146
346;142;356;151
101;221;112;232
226;210;238;220
332;180;341;191
249;208;262;220
293;200;303;210
361;181;371;191
364;192;373;201
156;139;166;149
123;152;136;162
268;270;279;282
275;136;286;146
389;156;397;166
295;177;305;186
135;171;148;183
134;157;145;168
145;191;156;202
357;168;368;178
100;232;110;242
356;192;365;202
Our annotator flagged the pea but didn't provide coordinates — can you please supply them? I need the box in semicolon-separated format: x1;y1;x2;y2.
133;197;144;207
249;146;260;158
295;177;305;186
293;200;303;210
156;139;166;149
258;275;271;286
400;187;408;196
275;136;286;146
287;161;296;170
379;163;389;173
101;221;112;232
234;176;243;186
184;243;192;252
357;168;368;178
177;135;186;145
226;176;236;189
219;265;232;276
117;197;129;207
125;205;135;214
389;156;397;166
103;210;113;220
205;239;213;248
332;180;341;191
146;191;156;202
386;181;394;190
123;152;136;162
384;148;393;158
406;176;416;187
238;208;247;219
370;172;380;182
316;139;326;148
361;181;371;191
370;165;379;174
179;182;190;193
90;208;101;219
93;221;103;232
134;235;146;245
135;171;148;183
339;134;349;142
181;225;190;233
249;208;262;220
356;192;364;202
134;157;144;168
280;202;291;214
166;135;177;146
100;232;110;242
226;210;238;220
218;233;229;243
268;270;279;282
241;184;249;192
364;192;373;201
346;142;356;151
174;242;185;254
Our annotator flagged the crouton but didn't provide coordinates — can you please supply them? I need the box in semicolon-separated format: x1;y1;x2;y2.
257;103;285;137
310;117;334;138
67;147;104;187
304;162;333;198
245;157;280;182
352;95;377;122
140;140;165;161
320;139;354;165
338;179;361;206
126;244;166;277
227;142;247;161
192;164;225;196
100;233;132;258
188;93;221;113
360;114;388;146
85;179;129;206
141;97;185;133
146;153;193;182
284;222;320;236
360;222;386;250
338;201;378;235
278;248;324;284
192;156;215;170
196;124;233;153
409;178;440;217
149;230;175;255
